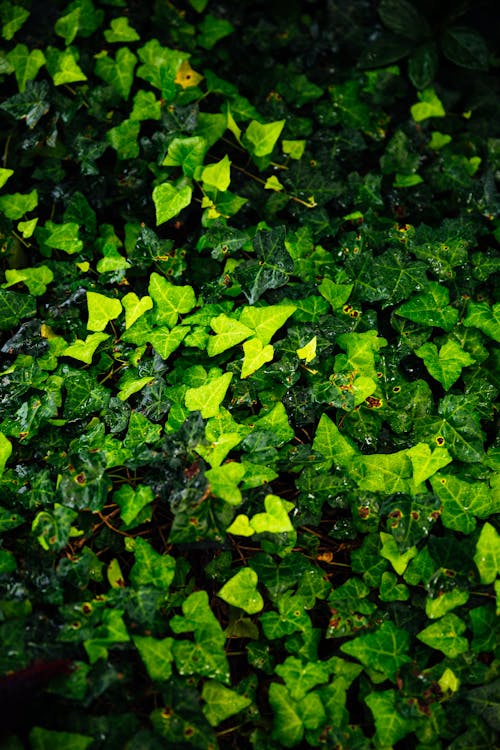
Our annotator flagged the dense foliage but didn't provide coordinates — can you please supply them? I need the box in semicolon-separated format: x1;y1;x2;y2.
0;0;499;748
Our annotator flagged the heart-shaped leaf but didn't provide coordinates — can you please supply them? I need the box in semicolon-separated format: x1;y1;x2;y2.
218;567;264;614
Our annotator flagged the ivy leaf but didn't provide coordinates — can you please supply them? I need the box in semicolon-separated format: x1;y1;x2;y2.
0;2;30;41
185;372;233;418
95;47;137;100
162;136;207;177
148;272;196;327
380;532;417;575
267;682;304;748
0;432;12;477
133;635;174;682
205;461;245;505
45;47;87;85
149;325;188;360
3;265;53;296
218;567;264;614
318;278;353;309
416;339;474;390
241;337;274;378
340;621;411;680
474;522;500;584
54;7;80;45
431;473;493;534
0;188;38;219
426;589;469;619
137;39;187;100
207;313;253;356
63;333;109;364
197;14;234;49
130;90;161;121
357;449;412;494
312;413;357;470
274;656;330;700
45;222;83;254
417;613;469;657
114;484;155;527
6;44;45;92
107;119;140;159
86;291;122;332
416;394;485;463
410;86;446;121
153;182;192;226
202;681;251;727
463;301;500;343
0;289;36;329
122;292;153;329
243;119;285;157
396;282;459;331
201;154;231;192
235;227;293;304
104;17;140;43
128;537;176;590
83;608;129;663
0;167;13;188
465;680;500;733
239;304;296;345
407;442;452;485
365;689;416;747
29;728;93;750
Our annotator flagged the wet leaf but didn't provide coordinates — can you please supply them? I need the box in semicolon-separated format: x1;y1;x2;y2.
416;339;475;390
218;567;264;614
473;522;500;584
202;680;251;726
417;613;468;657
340;621;411;680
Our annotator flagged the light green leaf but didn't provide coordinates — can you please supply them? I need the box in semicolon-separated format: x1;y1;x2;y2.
0;167;13;188
95;47;137;99
380;532;417;575
296;336;317;363
239;304;296;345
396;282;458;331
46;47;87;85
250;494;294;534
282;139;306;159
114;484;154;526
86;291;123;332
84;608;129;663
206;462;245;505
3;265;53;296
54;7;80;45
1;2;29;41
244;119;285;157
218;567;264;614
312;413;357;470
253;402;294;443
201;154;231;191
153;182;192;225
463;301;500;343
104;17;140;43
133;635;174;682
148;272;196;327
431;473;494;534
426;589;469;619
6;44;45;92
207;313;253;356
17;217;38;237
29;727;94;750
268;683;304;748
107;119;140;159
226;514;254;537
202;681;251;727
130;90;161;121
340;621;411;680
162;136;207;177
137;39;188;100
264;175;284;191
0;432;12;476
185;371;233;418
366;690;416;747
63;333;109;364
416;339;474;390
407;442;452;485
45;222;83;254
417;613;469;656
0;188;37;219
241;337;274;378
318;278;353;309
336;329;387;378
411;86;446;121
474;522;500;584
197;14;234;49
149;325;188;360
275;655;330;700
117;375;154;401
358;449;413;494
122;292;153;329
128;537;176;589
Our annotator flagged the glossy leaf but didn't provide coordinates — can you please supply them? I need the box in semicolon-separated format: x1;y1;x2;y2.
3;265;53;296
417;613;469;656
63;332;109;364
133;635;174;682
431;473;493;534
185;371;233;418
241;337;274;378
207;313;253;356
95;47;137;99
86;291;122;332
202;680;251;726
243;119;285;157
416;339;474;390
0;188;37;218
396;282;458;331
340;621;411;680
474;522;500;584
218;567;264;614
148;272;196;327
463;301;500;343
153;182;192;226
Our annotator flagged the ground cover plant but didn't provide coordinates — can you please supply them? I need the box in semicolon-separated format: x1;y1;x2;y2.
0;0;499;747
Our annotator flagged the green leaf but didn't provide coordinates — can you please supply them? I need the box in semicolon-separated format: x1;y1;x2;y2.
45;222;83;254
95;47;137;99
0;2;29;41
417;613;469;656
114;484;155;526
378;0;430;41
244;119;285;157
185;372;233;418
6;44;45;92
201;154;231;191
235;226;293;304
474;522;500;584
207;313;253;356
0;188;37;218
431;473;493;534
133;635;174;682
239;303;296;345
411;87;446;121
3;265;53;295
396;282;458;331
463;301;500;343
130;90;161;121
54;8;80;45
274;655;330;700
407;442;452;485
197;14;234;50
268;682;304;748
117;375;154;401
0;167;13;188
442;26;489;70
465;680;500;732
425;588;469;619
104;17;140;43
241;337;274;378
357;449;413;494
107;119;140;159
340;621;411;680
0;288;36;329
162;136;207;177
0;432;12;477
122;292;153;329
29;727;93;750
148;272;196;327
149;325;188;360
282;139;306;159
365;689;416;747
45;47;87;85
312;413;357;470
63;332;109;364
206;461;245;505
137;39;187;100
379;532;417;575
416;339;475;390
218;567;264;614
202;680;251;726
86;291;123;331
128;537;176;590
153;182;192;226
83;608;129;663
